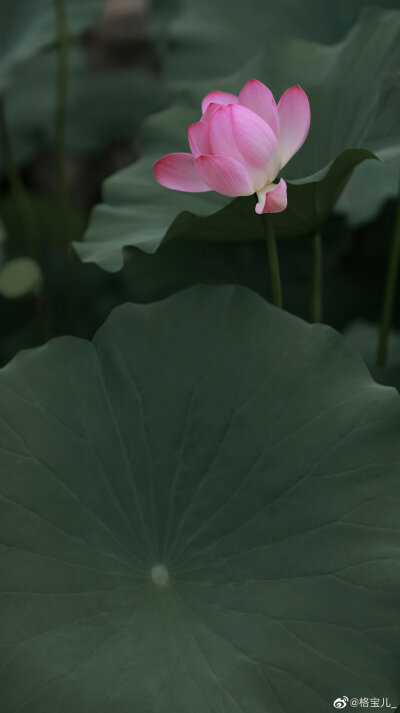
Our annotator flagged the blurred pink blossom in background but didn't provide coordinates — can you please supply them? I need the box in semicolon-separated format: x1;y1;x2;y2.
154;79;310;214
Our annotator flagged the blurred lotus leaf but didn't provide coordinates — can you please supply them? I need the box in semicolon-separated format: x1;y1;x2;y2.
162;0;399;81
0;0;106;93
336;160;399;227
1;46;169;171
0;257;43;299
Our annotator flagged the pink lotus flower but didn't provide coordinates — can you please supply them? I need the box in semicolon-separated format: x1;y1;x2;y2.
154;79;310;214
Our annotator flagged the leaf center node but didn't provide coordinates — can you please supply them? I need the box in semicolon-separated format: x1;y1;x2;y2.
151;564;169;587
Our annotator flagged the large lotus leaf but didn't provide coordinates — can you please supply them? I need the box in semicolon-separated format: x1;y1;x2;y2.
1;285;400;713
78;8;400;271
0;0;105;93
163;0;399;81
1;46;168;171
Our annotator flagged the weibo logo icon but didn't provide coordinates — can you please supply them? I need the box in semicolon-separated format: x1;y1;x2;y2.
333;698;349;709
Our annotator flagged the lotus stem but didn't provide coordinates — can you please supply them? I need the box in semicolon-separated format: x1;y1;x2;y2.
376;182;400;368
311;231;323;323
0;100;34;253
263;215;283;308
54;0;69;198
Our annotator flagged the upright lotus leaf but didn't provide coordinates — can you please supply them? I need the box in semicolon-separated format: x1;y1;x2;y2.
337;159;399;227
1;286;399;712
0;46;169;171
163;0;399;81
79;8;400;272
0;0;106;93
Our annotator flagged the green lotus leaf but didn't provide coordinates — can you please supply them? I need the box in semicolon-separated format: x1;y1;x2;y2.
79;8;400;271
1;46;169;170
1;285;399;712
0;0;106;93
0;257;42;299
336;160;399;227
163;0;399;81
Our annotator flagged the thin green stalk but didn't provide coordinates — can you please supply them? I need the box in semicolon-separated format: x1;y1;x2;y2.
0;101;34;253
53;0;79;327
263;215;283;308
54;0;69;197
310;231;323;323
376;185;400;367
